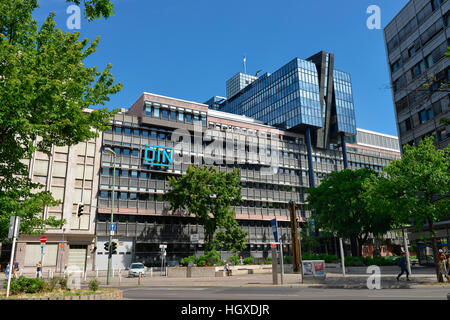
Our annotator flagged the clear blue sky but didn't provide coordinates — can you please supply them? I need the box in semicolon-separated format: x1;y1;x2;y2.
35;0;409;136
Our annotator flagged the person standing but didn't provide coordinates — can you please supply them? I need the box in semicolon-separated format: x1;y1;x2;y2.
437;249;450;282
36;261;42;279
396;252;410;281
5;263;10;279
12;260;19;279
239;256;243;265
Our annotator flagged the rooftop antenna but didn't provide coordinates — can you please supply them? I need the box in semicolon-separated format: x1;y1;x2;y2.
243;55;247;74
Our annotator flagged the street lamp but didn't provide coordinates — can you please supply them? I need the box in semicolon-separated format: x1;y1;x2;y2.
104;147;116;285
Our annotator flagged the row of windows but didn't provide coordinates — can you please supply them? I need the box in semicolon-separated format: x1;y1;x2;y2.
390;10;449;76
99;190;298;207
144;105;207;126
387;0;446;54
107;125;173;139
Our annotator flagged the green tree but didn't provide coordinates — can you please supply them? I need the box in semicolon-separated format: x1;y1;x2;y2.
68;0;115;21
306;168;394;257
165;166;247;252
0;0;121;240
363;137;450;282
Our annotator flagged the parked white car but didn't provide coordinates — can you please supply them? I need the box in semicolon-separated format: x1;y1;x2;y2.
128;263;146;277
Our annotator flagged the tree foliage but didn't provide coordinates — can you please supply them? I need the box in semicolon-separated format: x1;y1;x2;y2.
306;168;394;256
166;166;247;253
0;0;121;240
68;0;115;21
363;137;450;281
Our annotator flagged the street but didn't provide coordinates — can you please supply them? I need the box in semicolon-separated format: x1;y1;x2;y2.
119;286;450;300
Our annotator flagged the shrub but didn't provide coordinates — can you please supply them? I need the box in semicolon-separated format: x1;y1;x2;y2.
302;254;339;263
89;278;100;292
228;256;239;265
204;249;222;266
283;256;292;264
265;257;272;264
59;276;68;290
47;277;60;291
180;256;197;267
243;257;254;265
8;276;47;295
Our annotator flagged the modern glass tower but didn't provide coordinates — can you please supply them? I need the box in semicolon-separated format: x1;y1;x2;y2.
212;51;357;187
219;52;357;148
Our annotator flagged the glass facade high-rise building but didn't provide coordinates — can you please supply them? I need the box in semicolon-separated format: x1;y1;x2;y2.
226;73;258;99
219;52;357;150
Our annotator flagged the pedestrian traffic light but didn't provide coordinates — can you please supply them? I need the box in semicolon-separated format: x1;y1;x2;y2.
104;242;109;252
111;242;118;254
77;203;84;217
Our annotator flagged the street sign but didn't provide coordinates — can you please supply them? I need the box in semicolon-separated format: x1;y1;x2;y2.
271;243;277;248
190;234;199;243
159;244;167;249
270;218;279;242
110;224;116;231
40;236;47;243
60;243;65;248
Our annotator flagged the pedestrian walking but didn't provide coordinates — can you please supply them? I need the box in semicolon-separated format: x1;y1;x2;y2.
36;261;42;279
396;252;410;281
5;263;10;279
12;260;19;279
437;249;450;282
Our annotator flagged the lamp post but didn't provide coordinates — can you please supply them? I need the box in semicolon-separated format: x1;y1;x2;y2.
105;147;116;285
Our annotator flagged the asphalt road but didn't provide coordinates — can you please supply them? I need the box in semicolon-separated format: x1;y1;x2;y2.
120;285;450;300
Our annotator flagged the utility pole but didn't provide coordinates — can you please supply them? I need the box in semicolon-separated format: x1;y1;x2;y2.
6;216;20;298
105;147;116;285
289;201;302;274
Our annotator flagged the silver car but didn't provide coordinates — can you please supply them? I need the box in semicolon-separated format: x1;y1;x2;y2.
128;263;146;277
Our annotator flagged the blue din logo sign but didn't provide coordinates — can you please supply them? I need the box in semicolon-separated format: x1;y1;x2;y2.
144;145;173;167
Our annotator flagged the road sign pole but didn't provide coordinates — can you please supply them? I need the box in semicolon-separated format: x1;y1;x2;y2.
339;237;346;277
271;244;278;285
107;154;116;285
6;217;20;298
280;240;284;285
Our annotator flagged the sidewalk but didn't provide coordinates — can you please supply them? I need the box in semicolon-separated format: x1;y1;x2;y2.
2;269;448;290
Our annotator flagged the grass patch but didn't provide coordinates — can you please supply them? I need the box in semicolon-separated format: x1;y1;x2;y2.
0;288;113;299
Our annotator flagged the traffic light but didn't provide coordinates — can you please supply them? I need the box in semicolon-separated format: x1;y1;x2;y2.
77;203;84;217
104;242;109;252
111;242;118;254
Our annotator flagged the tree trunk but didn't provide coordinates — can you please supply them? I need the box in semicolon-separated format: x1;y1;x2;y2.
350;237;358;256
428;217;443;283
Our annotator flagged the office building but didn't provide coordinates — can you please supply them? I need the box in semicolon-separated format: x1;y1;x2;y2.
384;0;450;264
384;0;449;150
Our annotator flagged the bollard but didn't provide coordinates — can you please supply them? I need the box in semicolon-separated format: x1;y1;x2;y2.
96;267;99;278
48;270;51;279
138;272;142;286
119;270;122;287
150;267;153;278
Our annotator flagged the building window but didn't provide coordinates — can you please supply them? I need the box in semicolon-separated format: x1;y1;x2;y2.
100;190;109;199
170;111;177;121
131;149;139;157
185;114;192;123
178;113;184;122
153;107;160;118
161;109;169;120
119;192;127;200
